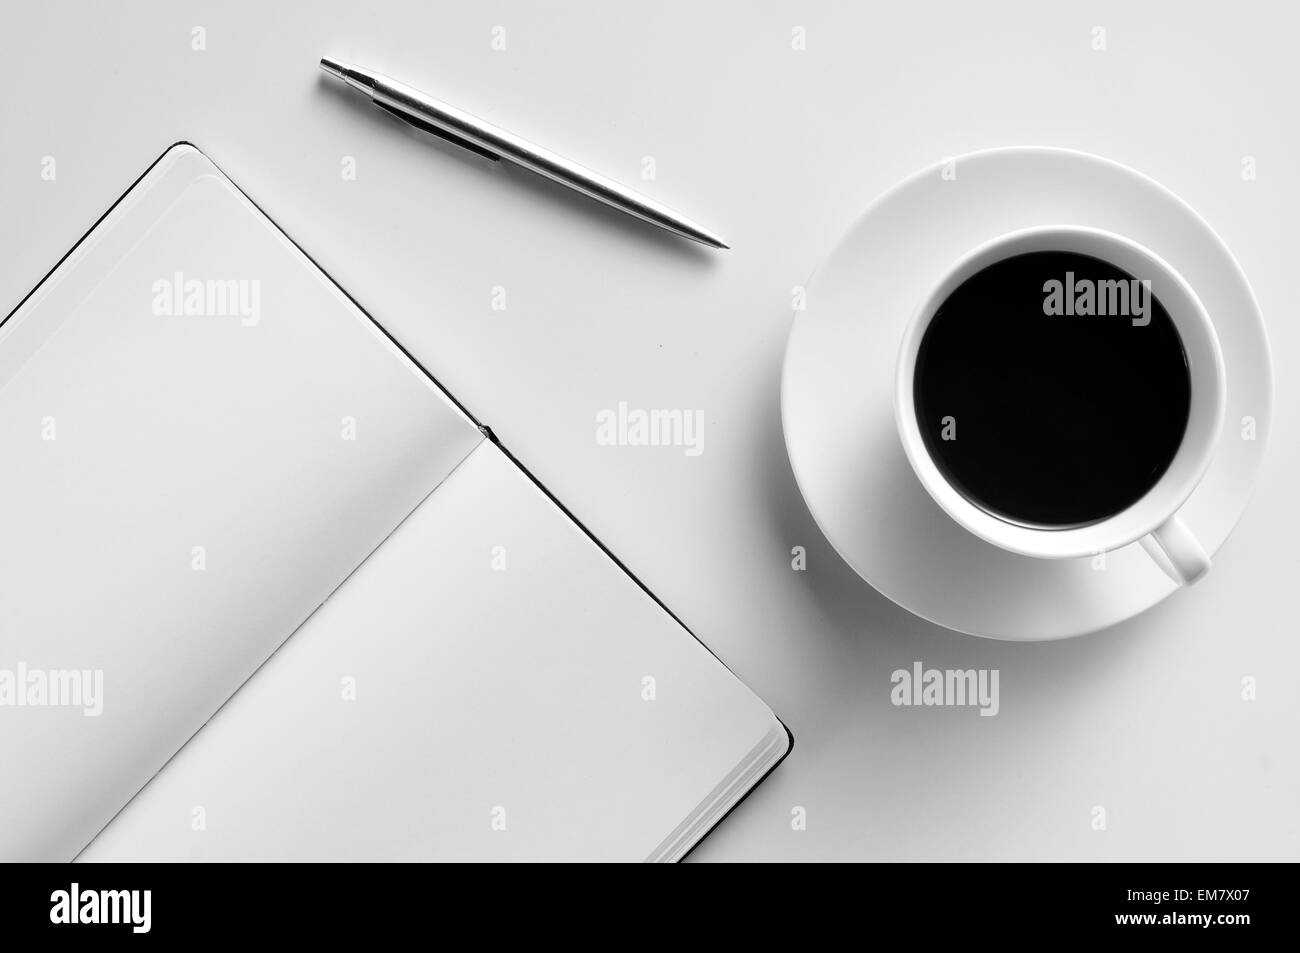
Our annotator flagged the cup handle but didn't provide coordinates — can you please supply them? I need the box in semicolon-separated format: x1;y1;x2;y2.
1139;514;1211;587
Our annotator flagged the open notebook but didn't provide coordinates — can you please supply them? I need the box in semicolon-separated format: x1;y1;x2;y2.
0;143;789;862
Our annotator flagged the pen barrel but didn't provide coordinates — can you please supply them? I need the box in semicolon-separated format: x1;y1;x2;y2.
365;73;725;248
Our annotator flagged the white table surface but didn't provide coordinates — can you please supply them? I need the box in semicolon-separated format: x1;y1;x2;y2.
3;0;1296;861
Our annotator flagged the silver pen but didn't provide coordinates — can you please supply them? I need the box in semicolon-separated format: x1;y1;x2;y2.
319;57;728;249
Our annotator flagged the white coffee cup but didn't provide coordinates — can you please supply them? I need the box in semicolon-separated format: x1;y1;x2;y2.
894;225;1226;586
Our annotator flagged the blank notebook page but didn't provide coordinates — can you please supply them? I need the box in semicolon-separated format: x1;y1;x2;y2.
80;441;788;862
0;145;482;861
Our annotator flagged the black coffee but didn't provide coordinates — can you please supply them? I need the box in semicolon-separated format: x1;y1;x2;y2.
913;250;1191;528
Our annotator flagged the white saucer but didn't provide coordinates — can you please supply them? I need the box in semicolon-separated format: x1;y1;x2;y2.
781;147;1272;640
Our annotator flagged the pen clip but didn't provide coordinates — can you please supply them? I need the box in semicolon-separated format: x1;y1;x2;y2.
373;102;500;162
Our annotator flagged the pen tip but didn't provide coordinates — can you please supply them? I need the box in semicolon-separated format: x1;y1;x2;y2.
692;229;729;250
319;56;346;80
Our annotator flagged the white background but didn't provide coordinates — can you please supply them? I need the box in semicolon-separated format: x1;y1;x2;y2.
3;1;1296;860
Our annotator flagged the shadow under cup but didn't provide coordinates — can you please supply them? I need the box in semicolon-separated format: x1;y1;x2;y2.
894;226;1226;581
